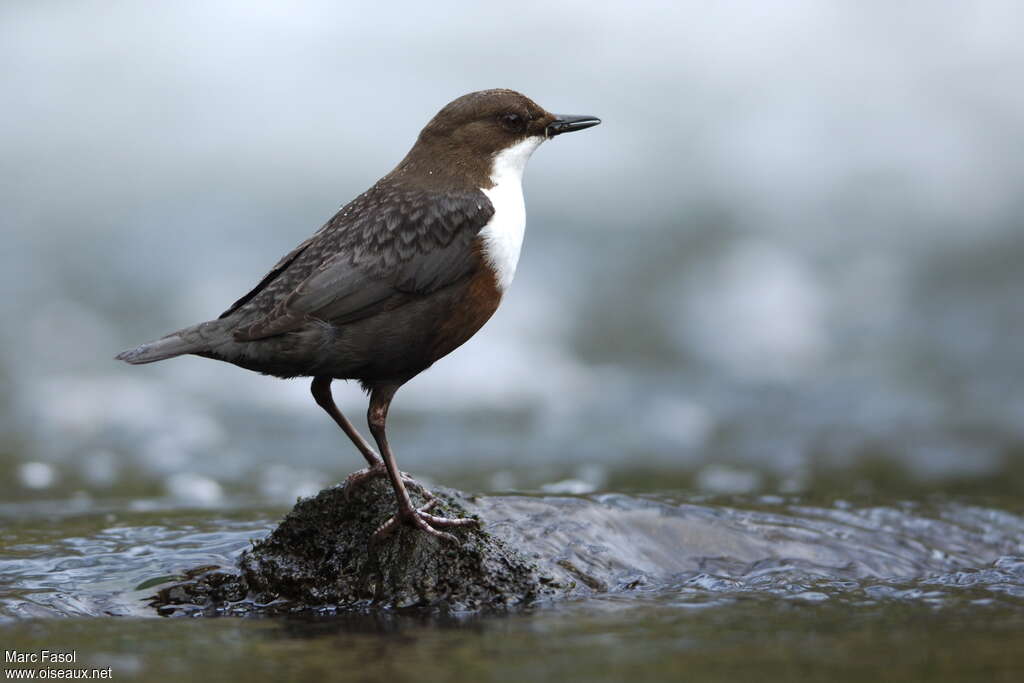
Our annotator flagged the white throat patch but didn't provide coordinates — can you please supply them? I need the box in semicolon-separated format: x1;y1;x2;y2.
479;135;544;292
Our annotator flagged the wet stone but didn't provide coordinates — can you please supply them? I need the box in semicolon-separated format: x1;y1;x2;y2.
149;479;571;616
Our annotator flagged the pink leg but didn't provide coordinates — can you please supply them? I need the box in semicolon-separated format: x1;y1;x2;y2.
311;376;427;497
366;383;479;543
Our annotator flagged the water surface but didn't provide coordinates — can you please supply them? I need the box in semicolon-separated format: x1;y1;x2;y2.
2;490;1022;681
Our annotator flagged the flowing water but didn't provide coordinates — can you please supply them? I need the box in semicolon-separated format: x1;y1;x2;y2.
2;488;1023;681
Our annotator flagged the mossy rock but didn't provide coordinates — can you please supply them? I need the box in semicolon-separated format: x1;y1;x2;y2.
151;478;569;616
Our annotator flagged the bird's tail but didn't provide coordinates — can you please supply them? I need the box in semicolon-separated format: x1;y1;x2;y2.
115;319;229;365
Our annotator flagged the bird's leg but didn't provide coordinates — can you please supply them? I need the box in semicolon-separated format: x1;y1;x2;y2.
311;376;379;467
310;376;427;497
366;383;478;543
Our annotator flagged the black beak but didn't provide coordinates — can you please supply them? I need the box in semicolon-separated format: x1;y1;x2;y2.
546;114;601;138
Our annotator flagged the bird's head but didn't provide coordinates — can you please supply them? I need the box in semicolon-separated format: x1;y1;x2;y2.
402;89;600;187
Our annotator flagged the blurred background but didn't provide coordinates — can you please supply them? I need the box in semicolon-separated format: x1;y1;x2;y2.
3;0;1023;506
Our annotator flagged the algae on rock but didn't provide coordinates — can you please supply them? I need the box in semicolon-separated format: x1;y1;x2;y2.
151;478;568;616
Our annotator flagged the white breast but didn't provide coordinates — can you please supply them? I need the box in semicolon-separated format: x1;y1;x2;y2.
479;135;544;292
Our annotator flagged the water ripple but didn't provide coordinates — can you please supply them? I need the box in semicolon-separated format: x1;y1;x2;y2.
1;494;1022;619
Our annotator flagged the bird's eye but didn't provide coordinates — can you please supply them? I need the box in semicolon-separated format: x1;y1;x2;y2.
499;112;525;133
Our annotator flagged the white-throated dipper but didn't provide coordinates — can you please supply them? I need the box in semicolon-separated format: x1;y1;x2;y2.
117;89;600;541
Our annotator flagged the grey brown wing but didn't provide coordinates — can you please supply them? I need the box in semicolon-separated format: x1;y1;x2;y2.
233;186;494;341
218;236;315;320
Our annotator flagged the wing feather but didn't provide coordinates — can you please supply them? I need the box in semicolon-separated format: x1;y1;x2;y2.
230;181;494;342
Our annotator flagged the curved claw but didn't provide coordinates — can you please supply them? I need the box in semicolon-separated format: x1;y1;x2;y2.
371;499;479;544
418;511;479;528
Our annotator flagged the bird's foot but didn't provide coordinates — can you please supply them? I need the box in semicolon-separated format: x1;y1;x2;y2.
342;463;432;500
371;499;479;544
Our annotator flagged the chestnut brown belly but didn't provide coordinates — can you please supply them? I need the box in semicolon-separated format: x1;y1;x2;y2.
426;262;502;361
300;260;503;383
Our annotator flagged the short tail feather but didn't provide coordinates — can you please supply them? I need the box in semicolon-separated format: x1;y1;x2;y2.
115;335;197;364
115;319;229;365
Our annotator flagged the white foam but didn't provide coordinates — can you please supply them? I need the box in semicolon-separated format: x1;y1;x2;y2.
18;462;57;490
165;472;224;506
